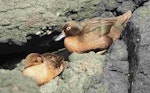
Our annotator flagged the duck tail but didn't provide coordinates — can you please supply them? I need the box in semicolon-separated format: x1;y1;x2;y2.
117;10;132;24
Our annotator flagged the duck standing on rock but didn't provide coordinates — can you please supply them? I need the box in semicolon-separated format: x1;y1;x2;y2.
55;10;132;54
23;53;66;86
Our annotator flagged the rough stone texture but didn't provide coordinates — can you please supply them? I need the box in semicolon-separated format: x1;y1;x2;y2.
132;2;150;93
100;12;114;18
117;1;137;13
108;40;128;61
133;0;149;6
122;1;150;93
104;40;129;93
39;40;129;93
116;0;126;3
0;69;40;93
0;0;105;44
85;40;129;93
40;52;107;93
102;0;120;11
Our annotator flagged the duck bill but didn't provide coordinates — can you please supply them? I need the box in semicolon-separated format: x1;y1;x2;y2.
55;31;66;41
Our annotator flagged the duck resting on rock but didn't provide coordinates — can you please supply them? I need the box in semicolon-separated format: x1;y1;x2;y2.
23;53;66;86
55;10;132;54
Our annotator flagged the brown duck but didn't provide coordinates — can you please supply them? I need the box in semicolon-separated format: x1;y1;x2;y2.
55;10;132;54
23;53;66;86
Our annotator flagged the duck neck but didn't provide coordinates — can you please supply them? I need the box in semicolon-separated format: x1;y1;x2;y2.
64;35;85;53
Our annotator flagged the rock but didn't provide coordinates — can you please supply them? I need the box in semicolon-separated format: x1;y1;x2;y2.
133;0;149;6
0;69;40;93
85;70;129;93
105;60;129;74
101;71;129;93
0;26;63;56
40;39;129;93
40;77;67;93
40;52;106;93
0;0;107;45
108;40;128;61
102;40;129;93
115;0;125;3
117;1;136;13
131;73;150;93
1;0;132;66
0;0;123;58
1;40;128;93
85;40;129;93
100;12;114;18
102;0;120;11
122;1;150;93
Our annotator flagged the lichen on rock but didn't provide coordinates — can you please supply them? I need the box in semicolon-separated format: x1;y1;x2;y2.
0;69;40;93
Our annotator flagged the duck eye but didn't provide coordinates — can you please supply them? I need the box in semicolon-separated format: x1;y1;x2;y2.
66;26;71;30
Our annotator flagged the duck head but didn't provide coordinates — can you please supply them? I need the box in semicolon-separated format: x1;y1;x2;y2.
55;21;83;41
24;53;43;68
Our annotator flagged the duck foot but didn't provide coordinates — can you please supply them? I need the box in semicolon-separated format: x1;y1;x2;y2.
96;49;107;55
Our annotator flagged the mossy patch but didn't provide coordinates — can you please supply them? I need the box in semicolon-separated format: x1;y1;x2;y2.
0;69;40;93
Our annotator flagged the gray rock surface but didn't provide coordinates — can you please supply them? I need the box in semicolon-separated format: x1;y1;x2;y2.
122;1;150;93
0;40;129;93
108;40;128;61
133;0;149;5
0;69;40;93
102;0;120;11
40;52;106;93
0;0;124;56
0;0;105;44
117;1;136;13
103;40;129;93
85;40;129;93
39;40;129;93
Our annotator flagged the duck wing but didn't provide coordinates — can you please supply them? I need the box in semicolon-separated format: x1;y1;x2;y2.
81;10;132;36
81;18;117;36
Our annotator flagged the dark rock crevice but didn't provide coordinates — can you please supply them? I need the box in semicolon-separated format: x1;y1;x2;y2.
139;71;150;80
122;21;140;93
133;0;149;7
0;29;64;67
